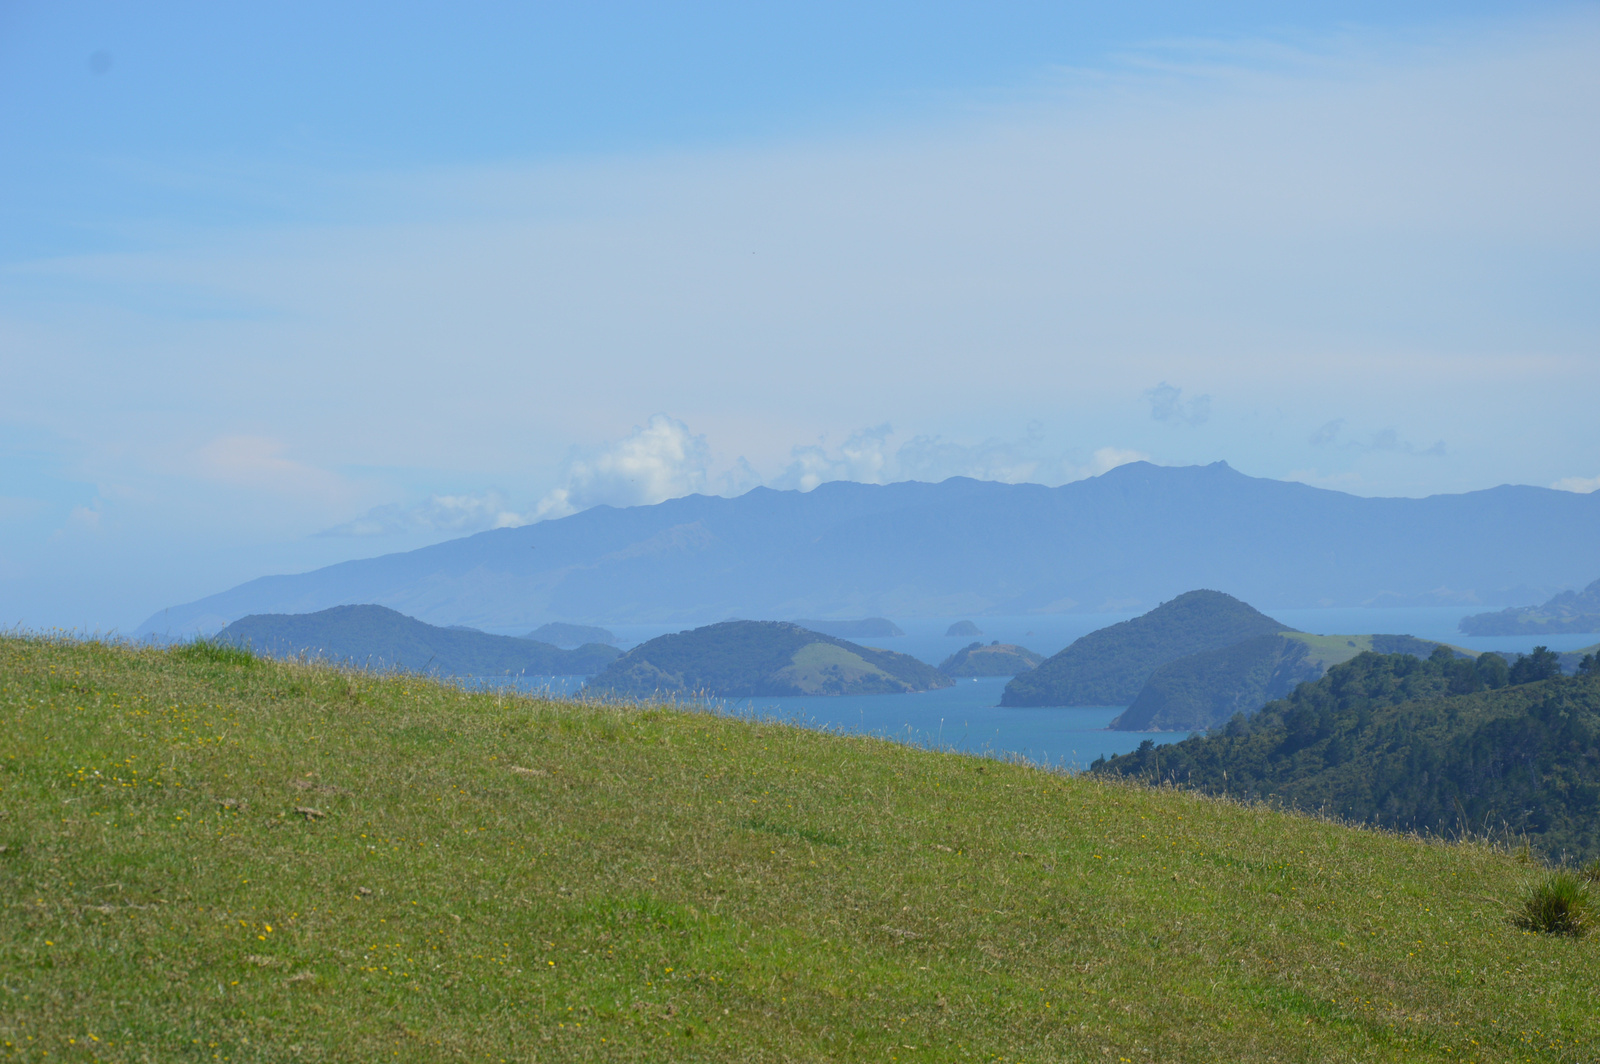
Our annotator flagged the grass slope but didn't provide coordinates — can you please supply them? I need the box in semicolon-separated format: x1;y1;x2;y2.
3;635;1598;1063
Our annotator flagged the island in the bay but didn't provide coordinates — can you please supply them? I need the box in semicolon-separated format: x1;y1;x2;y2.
526;621;617;647
938;641;1043;676
583;620;949;699
1001;589;1295;708
999;589;1475;731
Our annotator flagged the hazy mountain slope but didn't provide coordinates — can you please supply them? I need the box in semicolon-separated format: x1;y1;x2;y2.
582;620;951;698
1001;590;1292;707
219;605;620;676
526;622;616;647
1461;576;1600;636
139;462;1600;635
790;617;905;638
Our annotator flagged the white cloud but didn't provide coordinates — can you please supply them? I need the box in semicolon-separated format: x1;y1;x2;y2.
319;491;527;537
1088;447;1149;475
1308;421;1447;457
67;505;102;530
1552;474;1600;494
773;425;897;492
1145;383;1211;427
534;414;712;520
769;423;1147;491
8;14;1597;514
323;419;1153;533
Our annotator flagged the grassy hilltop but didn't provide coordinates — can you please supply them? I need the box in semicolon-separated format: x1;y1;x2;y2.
3;635;1599;1062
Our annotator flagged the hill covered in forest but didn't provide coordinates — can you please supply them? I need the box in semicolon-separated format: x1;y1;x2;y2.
1001;590;1292;706
1461;577;1600;636
583;620;949;699
937;641;1044;677
1092;647;1600;859
1110;632;1458;732
220;605;620;676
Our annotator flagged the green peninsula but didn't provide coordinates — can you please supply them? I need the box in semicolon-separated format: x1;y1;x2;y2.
1460;577;1600;636
583;620;950;699
220;604;620;677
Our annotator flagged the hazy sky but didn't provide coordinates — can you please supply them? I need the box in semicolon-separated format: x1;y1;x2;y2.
3;2;1599;631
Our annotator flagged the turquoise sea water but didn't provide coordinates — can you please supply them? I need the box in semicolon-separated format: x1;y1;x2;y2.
485;675;1174;771
466;606;1600;770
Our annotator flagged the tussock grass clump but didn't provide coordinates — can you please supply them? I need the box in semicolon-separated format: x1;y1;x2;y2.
1517;872;1593;936
168;636;258;668
1580;857;1600;883
3;633;1600;1063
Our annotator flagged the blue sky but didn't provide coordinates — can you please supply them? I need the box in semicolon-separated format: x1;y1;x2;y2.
3;1;1599;630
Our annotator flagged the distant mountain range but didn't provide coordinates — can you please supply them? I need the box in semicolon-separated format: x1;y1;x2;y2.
137;462;1600;636
1459;577;1600;636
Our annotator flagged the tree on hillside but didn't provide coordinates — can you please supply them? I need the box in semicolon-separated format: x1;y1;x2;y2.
1509;646;1562;685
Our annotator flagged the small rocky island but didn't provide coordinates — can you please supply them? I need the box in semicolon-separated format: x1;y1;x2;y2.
938;641;1043;676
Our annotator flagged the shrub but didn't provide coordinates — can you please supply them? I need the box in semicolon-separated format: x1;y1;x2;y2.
1515;872;1592;936
170;638;258;668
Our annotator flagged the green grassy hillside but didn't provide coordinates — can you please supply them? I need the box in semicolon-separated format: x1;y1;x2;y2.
3;635;1598;1062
